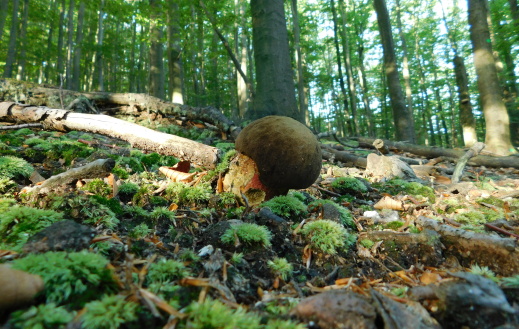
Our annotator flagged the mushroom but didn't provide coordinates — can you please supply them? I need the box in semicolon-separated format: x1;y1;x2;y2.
223;115;322;206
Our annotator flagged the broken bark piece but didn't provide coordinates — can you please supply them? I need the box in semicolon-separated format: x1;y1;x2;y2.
291;290;377;329
224;116;322;205
416;216;519;276
365;154;418;182
0;265;44;311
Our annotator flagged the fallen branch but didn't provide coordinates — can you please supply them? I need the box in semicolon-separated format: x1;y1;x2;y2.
451;142;485;183
0;102;221;168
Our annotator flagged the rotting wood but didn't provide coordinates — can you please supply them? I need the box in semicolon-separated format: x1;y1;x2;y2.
0;78;241;139
22;158;115;195
0;102;221;168
355;137;519;169
416;216;519;276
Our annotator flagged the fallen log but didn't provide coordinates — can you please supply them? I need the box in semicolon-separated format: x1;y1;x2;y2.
0;102;221;169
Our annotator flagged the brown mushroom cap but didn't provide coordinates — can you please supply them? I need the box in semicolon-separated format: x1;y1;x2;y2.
235;115;322;190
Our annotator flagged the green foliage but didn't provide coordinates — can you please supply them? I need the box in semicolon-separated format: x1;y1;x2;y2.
90;195;124;216
0;202;64;249
147;259;191;283
331;177;368;194
267;257;293;280
309;199;355;229
359;239;375;249
376;179;436;203
184;298;262;329
12;251;116;306
129;223;152;239
501;275;519;288
384;221;404;230
469;264;499;282
301;220;354;255
9;303;75;329
230;252;244;264
454;211;489;225
0;177;17;195
261;195;308;219
221;223;272;248
81;178;112;198
46;140;94;166
150;206;176;222
165;182;212;205
132;184;155;207
178;249;201;262
0;156;34;180
82;295;139;329
204;149;237;181
14;128;34;136
112;165;130;179
215;142;235;153
117;157;144;173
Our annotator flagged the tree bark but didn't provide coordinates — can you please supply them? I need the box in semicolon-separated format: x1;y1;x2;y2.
373;0;416;143
167;0;184;104
3;0;20;78
0;0;9;42
468;0;516;155
71;1;85;91
16;0;29;81
453;56;478;147
149;0;165;99
291;0;308;125
0;102;221;169
56;0;66;83
250;0;300;121
65;0;75;89
94;0;105;91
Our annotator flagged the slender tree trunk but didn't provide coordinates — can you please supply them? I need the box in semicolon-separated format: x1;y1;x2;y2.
129;20;137;92
56;0;66;83
373;0;416;142
0;0;9;41
394;0;414;117
357;41;374;137
65;0;75;89
453;56;478;147
149;0;165;99
330;0;352;135
291;0;308;123
468;0;515;155
71;1;85;91
250;0;300;121
44;0;58;84
16;0;29;81
3;0;20;78
167;0;184;104
94;0;105;91
235;0;248;117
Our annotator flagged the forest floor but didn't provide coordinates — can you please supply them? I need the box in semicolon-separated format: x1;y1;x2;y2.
0;113;518;329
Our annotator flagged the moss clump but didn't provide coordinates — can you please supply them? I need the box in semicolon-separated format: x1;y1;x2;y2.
309;199;355;229
0;156;34;180
12;251;116;307
46;140;94;165
501;275;519;288
149;206;176;222
221;223;272;248
82;295;139;329
359;239;375;249
9;303;75;329
147;258;191;288
0;201;64;249
81;178;112;198
384;221;404;230
262;195;308;219
165;182;212;206
454;211;488;225
470;264;499;283
331;176;368;194
376;179;436;203
129;223;152;239
268;257;293;280
301;220;355;255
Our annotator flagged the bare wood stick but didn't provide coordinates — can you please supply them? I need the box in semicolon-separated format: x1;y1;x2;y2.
0;102;221;168
451;142;485;183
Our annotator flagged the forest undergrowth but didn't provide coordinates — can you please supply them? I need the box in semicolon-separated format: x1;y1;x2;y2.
0;118;518;329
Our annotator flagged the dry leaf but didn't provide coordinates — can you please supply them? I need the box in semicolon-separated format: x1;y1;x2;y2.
173;161;191;173
374;196;405;211
0;265;44;310
106;173;118;198
420;272;442;285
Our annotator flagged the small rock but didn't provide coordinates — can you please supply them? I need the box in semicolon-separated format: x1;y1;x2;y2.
23;220;96;253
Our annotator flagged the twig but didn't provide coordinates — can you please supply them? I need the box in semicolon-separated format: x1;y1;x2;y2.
451;142;485;183
484;223;519;239
0;123;43;130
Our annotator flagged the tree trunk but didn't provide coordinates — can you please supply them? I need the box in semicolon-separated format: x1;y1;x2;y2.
149;0;165;99
453;56;478;147
94;0;105;91
394;0;414;118
468;0;516;155
167;0;184;104
330;0;352;135
0;0;9;42
3;0;20;78
373;0;416;143
44;0;58;84
250;0;300;121
56;0;66;84
16;0;29;81
71;1;85;91
291;0;308;124
357;45;374;137
235;0;249;118
65;0;75;89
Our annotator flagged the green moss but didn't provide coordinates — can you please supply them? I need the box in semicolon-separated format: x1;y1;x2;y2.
140;152;162;169
204;149;237;181
230;252;244;264
12;251;116;307
501;275;519;288
46;140;94;166
261;195;308;219
375;179;436;203
331;176;368;194
165;182;212;205
359;239;375;249
81;178;112;198
91;195;124;216
0;177;17;195
112;165;130;179
0;156;34;180
221;223;272;248
454;210;499;225
9;303;75;329
301;220;354;255
149;206;176;222
147;259;191;283
309;199;355;229
267;257;293;280
0;203;64;249
384;221;404;230
82;295;139;329
129;223;152;239
470;264;499;283
118;182;140;197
